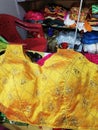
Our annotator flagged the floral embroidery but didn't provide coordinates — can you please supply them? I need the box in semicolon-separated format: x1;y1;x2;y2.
11;68;20;75
0;45;97;129
89;80;97;88
73;68;80;75
20;79;26;85
1;77;7;84
65;86;73;94
68;116;78;126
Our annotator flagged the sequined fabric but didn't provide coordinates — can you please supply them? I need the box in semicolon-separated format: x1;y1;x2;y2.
0;44;98;130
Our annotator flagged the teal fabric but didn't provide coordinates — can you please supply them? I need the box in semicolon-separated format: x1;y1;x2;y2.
92;5;98;14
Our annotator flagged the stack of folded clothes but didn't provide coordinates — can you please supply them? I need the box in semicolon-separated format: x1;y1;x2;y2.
88;4;98;26
43;4;68;27
81;31;98;53
92;4;98;18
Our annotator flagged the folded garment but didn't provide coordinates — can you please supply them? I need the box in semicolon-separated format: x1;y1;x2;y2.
56;31;82;51
24;11;44;21
82;38;98;44
81;31;98;44
83;52;98;64
83;43;98;53
92;5;98;14
44;4;67;17
70;7;89;22
56;31;81;45
43;18;65;26
91;14;98;19
88;21;98;26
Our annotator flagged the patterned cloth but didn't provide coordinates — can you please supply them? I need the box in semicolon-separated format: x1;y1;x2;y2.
0;44;98;130
70;7;89;22
92;5;98;14
43;4;67;27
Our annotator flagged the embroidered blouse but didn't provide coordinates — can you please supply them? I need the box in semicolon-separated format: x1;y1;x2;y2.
0;44;98;130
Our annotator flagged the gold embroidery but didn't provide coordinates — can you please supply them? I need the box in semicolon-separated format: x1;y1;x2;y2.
0;45;97;129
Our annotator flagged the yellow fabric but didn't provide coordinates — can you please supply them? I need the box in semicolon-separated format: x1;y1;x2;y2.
0;44;98;130
2;123;40;130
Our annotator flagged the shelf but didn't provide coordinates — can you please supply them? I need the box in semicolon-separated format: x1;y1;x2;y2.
17;0;33;2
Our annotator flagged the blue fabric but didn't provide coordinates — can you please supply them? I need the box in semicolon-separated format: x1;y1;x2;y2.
81;31;98;44
92;14;98;18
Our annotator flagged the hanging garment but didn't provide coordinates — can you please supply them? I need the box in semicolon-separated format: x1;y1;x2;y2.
0;44;98;130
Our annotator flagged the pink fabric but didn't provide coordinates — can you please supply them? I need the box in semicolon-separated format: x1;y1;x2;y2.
24;11;44;21
37;53;53;66
83;53;98;64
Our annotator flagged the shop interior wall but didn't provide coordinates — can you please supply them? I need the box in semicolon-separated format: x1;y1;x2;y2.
26;0;98;11
0;0;27;39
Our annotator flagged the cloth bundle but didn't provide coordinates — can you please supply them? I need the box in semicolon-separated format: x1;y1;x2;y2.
56;31;82;51
92;4;98;14
83;52;98;64
82;31;98;44
70;7;89;22
43;4;68;26
24;11;44;23
88;4;98;26
91;5;98;21
81;31;98;53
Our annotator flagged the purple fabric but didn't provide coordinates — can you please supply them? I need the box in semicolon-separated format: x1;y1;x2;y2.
0;126;9;130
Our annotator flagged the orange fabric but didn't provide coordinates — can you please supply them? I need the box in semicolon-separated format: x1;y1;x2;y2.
84;21;92;32
0;44;98;130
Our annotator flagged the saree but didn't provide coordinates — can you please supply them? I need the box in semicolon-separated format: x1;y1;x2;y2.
0;44;98;130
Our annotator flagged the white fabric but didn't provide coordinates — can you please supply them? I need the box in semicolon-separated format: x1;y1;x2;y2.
83;43;98;53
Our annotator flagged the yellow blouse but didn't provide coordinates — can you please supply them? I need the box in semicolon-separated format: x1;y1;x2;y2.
0;44;98;130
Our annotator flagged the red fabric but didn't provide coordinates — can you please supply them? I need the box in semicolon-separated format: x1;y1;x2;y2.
83;52;98;64
24;11;44;21
23;37;47;52
0;14;47;52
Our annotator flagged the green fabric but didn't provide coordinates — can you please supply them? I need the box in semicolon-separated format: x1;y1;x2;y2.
92;5;98;14
0;36;8;51
0;112;28;126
